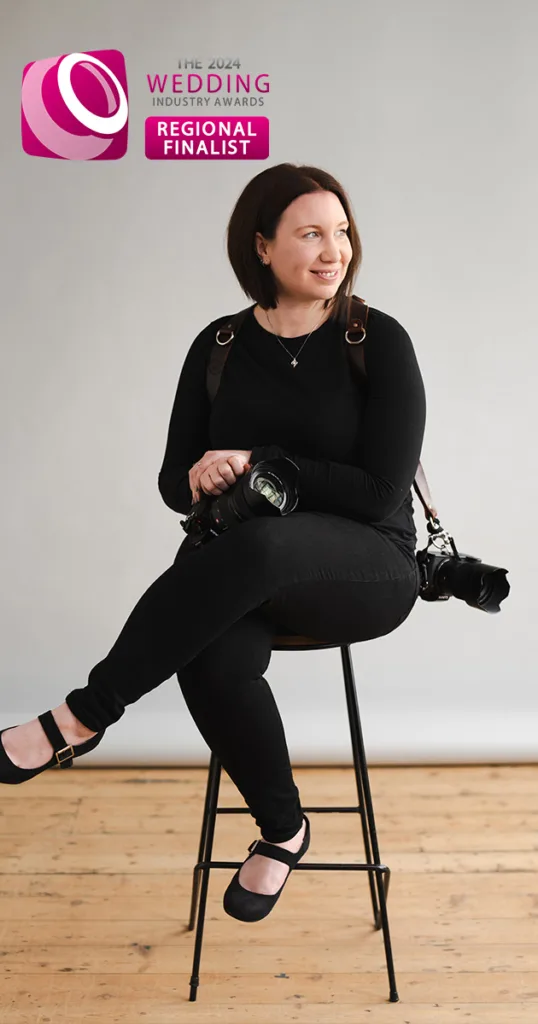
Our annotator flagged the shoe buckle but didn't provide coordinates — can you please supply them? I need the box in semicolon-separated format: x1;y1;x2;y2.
55;744;74;766
248;839;260;853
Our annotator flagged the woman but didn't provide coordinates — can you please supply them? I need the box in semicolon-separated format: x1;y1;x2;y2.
0;163;426;922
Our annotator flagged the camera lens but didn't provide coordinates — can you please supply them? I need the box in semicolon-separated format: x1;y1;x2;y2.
252;473;286;508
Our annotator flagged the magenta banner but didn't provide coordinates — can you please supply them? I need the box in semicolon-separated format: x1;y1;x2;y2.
145;115;269;160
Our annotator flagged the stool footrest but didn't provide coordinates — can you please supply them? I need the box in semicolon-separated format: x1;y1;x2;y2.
215;805;362;814
193;859;390;872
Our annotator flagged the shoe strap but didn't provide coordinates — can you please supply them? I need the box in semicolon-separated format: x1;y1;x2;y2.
247;827;308;867
38;711;74;769
247;840;298;867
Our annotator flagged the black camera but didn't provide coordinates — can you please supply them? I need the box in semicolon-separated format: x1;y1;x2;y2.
179;457;300;549
416;518;509;612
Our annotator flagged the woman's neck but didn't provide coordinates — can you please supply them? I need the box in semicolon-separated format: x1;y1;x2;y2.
253;301;335;338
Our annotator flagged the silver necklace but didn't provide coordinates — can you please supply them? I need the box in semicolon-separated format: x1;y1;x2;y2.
258;255;328;368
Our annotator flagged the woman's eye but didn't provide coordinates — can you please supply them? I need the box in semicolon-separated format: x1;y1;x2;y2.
304;229;348;238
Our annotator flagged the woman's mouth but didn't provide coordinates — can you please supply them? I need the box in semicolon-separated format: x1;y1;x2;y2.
311;269;340;280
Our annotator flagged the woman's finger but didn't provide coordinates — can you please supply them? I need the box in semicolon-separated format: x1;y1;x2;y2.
191;457;220;492
200;458;239;492
206;463;232;494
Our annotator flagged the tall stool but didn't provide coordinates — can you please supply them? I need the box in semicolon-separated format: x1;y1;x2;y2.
183;629;399;1004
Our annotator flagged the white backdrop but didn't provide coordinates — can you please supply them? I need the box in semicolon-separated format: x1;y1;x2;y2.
1;0;534;765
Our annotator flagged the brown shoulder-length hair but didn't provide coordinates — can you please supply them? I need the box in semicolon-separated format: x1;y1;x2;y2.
226;162;362;325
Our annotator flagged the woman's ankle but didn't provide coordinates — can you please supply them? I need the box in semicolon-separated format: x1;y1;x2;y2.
51;702;97;740
262;816;306;846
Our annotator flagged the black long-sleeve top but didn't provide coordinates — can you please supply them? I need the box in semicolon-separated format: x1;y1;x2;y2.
158;304;427;557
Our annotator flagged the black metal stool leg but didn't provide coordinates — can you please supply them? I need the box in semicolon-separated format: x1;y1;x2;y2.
188;749;221;1002
341;644;381;927
341;644;399;1003
187;749;220;932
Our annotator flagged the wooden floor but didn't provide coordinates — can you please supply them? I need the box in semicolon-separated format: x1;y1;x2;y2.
0;763;537;1022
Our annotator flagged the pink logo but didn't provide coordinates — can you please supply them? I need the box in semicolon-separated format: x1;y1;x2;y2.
21;49;128;160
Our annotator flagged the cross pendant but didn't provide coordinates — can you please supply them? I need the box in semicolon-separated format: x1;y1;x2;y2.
291;358;298;367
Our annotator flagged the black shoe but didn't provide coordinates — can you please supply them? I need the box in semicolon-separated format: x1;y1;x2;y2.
223;814;311;923
0;710;106;785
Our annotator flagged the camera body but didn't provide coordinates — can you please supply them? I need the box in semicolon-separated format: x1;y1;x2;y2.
415;524;509;612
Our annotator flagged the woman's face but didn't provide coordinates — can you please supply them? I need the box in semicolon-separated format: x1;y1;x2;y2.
256;190;353;303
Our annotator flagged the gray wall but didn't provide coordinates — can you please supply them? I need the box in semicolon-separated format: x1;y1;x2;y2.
1;1;533;764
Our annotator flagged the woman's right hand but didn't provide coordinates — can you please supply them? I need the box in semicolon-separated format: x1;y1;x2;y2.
189;449;252;501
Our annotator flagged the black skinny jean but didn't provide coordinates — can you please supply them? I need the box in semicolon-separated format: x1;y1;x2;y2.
65;512;421;842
